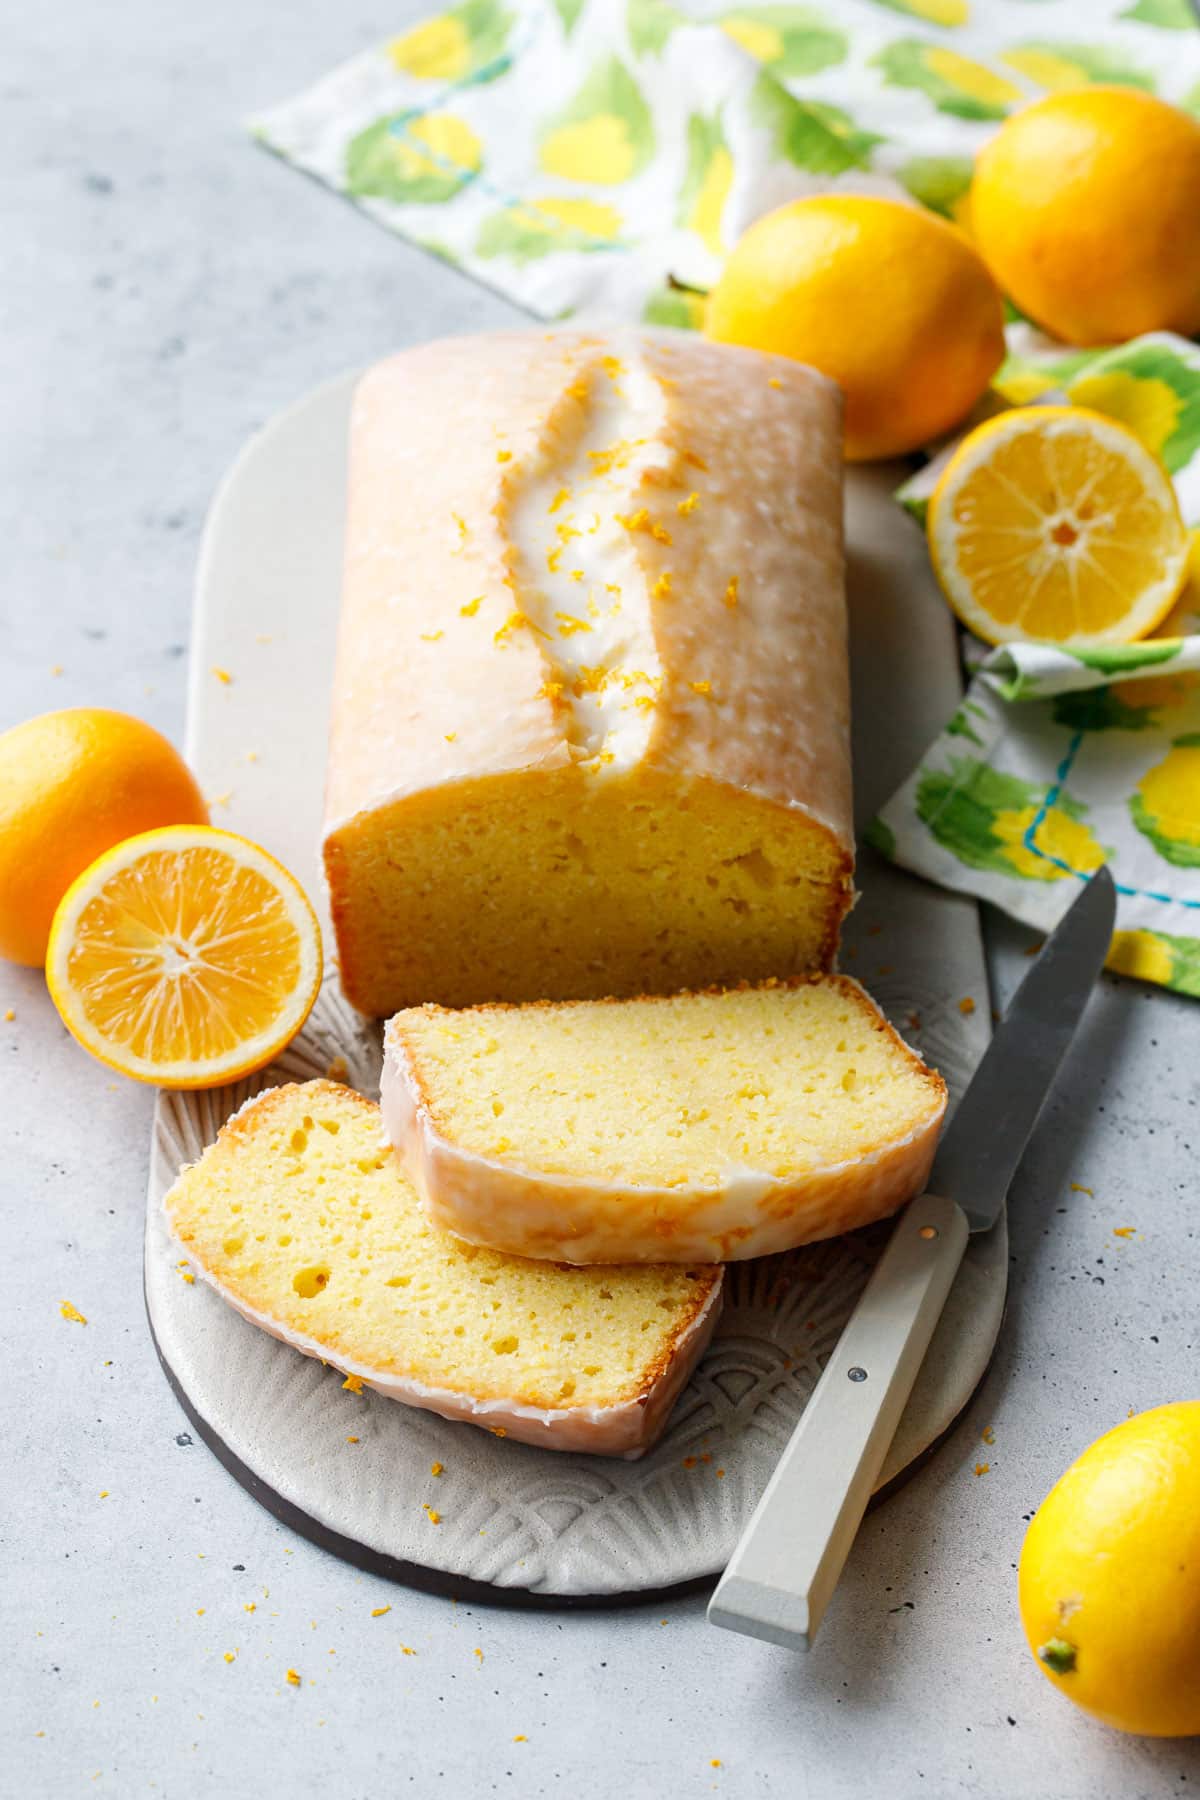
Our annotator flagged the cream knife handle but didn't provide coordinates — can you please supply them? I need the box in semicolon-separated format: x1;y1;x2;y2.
707;1191;970;1651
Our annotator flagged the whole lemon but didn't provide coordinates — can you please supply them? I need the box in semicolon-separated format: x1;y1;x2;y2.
704;195;1005;461
1019;1403;1200;1737
972;88;1200;347
0;709;208;966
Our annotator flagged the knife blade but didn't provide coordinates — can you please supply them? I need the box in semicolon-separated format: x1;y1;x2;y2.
708;866;1116;1652
931;863;1116;1231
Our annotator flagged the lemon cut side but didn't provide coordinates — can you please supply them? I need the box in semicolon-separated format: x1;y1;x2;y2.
46;825;322;1088
927;406;1189;648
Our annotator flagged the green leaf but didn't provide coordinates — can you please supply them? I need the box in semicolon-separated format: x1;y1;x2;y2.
1129;790;1200;866
1063;340;1200;476
627;0;688;55
945;706;985;746
539;57;655;184
345;112;482;204
642;285;707;330
872;39;1019;122
1120;0;1196;27
860;0;971;20
1162;931;1200;997
895;155;974;219
1051;687;1159;733
1069;641;1183;675
1005;41;1155;91
475;204;622;264
552;0;587;32
914;758;1090;879
721;6;848;78
750;73;879;173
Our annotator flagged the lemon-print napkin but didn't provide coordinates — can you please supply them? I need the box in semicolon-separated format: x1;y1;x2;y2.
875;330;1200;998
252;0;1200;326
253;0;1200;993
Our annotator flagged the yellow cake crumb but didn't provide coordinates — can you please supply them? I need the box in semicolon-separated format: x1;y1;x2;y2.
554;612;592;636
342;1374;364;1395
1071;1182;1094;1196
371;1606;391;1618
346;1436;359;1445
981;1426;995;1445
1113;1226;1136;1239
496;450;512;463
513;1735;528;1743
959;996;976;1015
444;733;458;744
460;595;483;618
3;1009;13;1022
474;1647;484;1662
224;1652;236;1664
244;1603;256;1613
424;1504;441;1524
285;1669;301;1687
179;1269;196;1285
431;1461;444;1477
768;376;783;389
711;1758;723;1768
723;577;738;609
974;1462;990;1477
690;680;712;696
420;630;444;643
677;492;700;516
60;1301;87;1325
651;573;673;600
211;667;232;685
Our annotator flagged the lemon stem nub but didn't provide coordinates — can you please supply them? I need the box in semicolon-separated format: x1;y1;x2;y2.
1038;1637;1077;1675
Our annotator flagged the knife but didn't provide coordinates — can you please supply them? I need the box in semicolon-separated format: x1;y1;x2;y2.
708;864;1116;1652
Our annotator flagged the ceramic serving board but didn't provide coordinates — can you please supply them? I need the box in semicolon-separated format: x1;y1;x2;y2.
145;368;1003;1602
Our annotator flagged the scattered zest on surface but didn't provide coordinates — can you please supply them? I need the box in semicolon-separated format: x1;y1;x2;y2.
60;1301;87;1325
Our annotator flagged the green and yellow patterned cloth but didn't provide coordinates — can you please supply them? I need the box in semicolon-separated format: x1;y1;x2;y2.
880;327;1200;999
254;0;1200;993
253;0;1200;326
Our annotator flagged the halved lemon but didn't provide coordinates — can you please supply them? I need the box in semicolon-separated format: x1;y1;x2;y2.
927;406;1189;648
46;825;322;1088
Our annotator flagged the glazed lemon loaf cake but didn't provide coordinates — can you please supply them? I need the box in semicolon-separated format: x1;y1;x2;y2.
324;327;852;1015
163;1080;722;1457
382;978;947;1266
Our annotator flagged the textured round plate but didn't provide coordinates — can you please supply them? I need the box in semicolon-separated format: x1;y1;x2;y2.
146;370;1005;1601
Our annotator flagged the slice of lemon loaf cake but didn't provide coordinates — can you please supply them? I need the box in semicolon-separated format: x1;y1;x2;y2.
324;327;852;1015
164;1080;722;1457
382;978;947;1265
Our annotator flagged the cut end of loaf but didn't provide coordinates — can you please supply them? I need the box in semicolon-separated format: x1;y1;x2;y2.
383;977;947;1264
326;767;852;1016
163;1081;722;1448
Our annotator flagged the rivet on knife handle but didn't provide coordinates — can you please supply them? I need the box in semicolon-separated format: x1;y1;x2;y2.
707;1191;969;1652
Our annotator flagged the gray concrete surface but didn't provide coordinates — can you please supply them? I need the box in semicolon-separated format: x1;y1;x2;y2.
4;5;1199;1795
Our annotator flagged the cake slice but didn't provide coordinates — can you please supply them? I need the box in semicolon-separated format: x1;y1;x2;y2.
382;977;947;1265
163;1080;722;1458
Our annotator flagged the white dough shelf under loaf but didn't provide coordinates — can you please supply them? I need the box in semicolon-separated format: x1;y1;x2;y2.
323;327;853;1017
